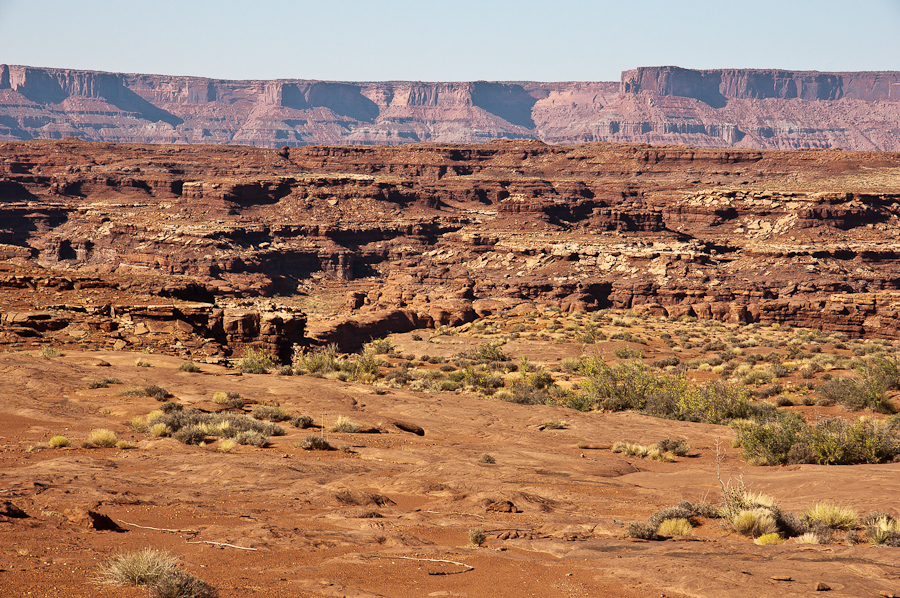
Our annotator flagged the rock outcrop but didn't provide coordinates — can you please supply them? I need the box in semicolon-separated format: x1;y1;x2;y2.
2;139;900;351
1;64;899;150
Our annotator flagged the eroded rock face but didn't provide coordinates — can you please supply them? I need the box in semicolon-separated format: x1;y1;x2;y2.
2;139;900;352
2;64;900;150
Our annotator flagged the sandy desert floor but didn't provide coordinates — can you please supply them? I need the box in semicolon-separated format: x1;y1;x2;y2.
3;313;900;597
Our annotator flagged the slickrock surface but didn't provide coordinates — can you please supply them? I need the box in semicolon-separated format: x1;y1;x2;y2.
1;349;900;598
2;64;900;149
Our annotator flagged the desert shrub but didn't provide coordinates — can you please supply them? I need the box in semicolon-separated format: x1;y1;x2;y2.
120;387;148;397
502;380;550;405
330;415;359;433
866;517;900;546
648;506;694;529
116;440;129;450
366;337;393;355
467;341;510;363
576;322;606;343
172;425;207;446
88;379;110;389
650;356;680;369
656;518;693;537
468;527;486;546
793;532;827;544
754;533;785;545
741;368;774;386
87;429;118;448
252;405;290;422
148;570;217;598
238;348;277;374
290;415;314;429
178;362;202;373
157;400;181;413
577;358;662;412
149;409;284;440
136;358;151;367
732;509;779;537
478;453;495;464
145;385;172;401
218;438;236;453
625;522;658;540
344;348;382;381
774;395;793;407
655;438;690;456
96;548;178;587
540;419;566;430
95;549;215;598
48;435;70;448
805;502;858;530
234;431;268;447
614;347;644;359
150;423;170;437
293;343;341;374
735;411;804;465
130;416;149;433
299;434;332;450
41;346;63;358
560;357;582;372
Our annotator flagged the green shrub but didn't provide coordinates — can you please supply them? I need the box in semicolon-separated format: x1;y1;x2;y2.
367;337;393;355
178;361;202;373
239;348;277;374
293;343;341;374
478;453;495;464
48;435;70;448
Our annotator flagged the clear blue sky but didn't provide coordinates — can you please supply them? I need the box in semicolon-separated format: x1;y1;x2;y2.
1;0;897;81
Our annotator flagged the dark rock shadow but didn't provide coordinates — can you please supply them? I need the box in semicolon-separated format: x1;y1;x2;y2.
471;82;538;129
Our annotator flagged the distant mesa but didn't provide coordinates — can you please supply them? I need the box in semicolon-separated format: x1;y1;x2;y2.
1;63;899;150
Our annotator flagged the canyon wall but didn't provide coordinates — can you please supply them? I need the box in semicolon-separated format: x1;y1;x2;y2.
1;64;899;150
3;139;900;352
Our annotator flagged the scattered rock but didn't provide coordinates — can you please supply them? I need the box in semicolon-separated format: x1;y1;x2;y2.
63;508;123;531
0;501;28;518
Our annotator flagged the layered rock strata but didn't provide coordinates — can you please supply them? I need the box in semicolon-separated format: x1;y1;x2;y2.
2;139;900;351
1;64;899;150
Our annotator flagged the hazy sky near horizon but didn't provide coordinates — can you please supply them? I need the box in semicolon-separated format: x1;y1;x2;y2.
1;0;897;81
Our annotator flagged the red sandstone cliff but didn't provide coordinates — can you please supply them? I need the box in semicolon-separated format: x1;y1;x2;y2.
1;64;898;150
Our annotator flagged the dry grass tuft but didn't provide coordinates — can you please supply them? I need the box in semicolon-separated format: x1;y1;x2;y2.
656;518;693;537
86;429;118;448
804;502;858;530
754;532;785;545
